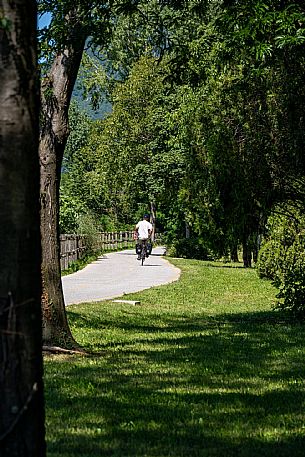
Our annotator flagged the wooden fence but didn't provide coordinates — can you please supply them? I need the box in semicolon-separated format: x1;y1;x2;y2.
60;231;162;270
60;234;88;271
99;230;138;251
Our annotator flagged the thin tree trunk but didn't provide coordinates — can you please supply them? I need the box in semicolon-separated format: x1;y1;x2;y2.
242;237;252;268
185;221;191;239
0;1;45;455
39;21;86;347
230;244;239;262
150;201;157;241
252;246;258;264
252;233;261;264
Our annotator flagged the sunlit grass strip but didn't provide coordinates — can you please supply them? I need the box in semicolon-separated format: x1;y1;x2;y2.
45;258;305;457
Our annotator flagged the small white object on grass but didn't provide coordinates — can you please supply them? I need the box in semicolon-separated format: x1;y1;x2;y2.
112;299;141;305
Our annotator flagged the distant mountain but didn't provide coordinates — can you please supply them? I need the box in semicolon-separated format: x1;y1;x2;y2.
72;86;112;120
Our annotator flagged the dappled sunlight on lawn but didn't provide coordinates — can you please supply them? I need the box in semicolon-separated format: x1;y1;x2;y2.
45;259;305;457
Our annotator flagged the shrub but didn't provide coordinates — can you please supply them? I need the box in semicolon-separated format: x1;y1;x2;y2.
256;239;284;281
59;194;85;234
275;236;305;315
257;203;305;316
59;193;102;256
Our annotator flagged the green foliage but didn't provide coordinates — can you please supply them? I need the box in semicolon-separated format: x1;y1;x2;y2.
166;237;211;260
255;238;282;281
83;55;187;229
59;193;86;234
103;1;198;78
63;100;92;169
257;203;305;316
74;53;112;114
0;14;12;31
77;212;101;251
169;0;305;263
276;237;305;316
60;102;117;231
256;206;297;281
59;192;101;254
61;251;101;276
99;214;121;232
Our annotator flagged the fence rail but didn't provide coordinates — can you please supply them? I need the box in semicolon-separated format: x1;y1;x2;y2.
99;230;136;252
60;231;162;270
60;234;88;271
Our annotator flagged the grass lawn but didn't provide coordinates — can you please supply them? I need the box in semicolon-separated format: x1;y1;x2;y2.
45;258;305;456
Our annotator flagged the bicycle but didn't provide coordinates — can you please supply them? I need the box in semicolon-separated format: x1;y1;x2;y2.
139;239;148;266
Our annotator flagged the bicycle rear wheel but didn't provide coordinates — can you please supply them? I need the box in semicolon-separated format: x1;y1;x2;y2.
141;243;146;265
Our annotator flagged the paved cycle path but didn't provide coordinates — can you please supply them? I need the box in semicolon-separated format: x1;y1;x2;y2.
62;246;181;305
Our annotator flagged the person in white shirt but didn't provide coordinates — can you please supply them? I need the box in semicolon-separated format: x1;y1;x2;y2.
134;214;153;260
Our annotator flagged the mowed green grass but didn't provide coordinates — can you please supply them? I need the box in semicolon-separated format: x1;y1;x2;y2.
45;258;305;456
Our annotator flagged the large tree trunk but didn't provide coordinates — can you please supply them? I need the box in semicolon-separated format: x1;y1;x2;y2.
40;21;86;347
0;1;45;455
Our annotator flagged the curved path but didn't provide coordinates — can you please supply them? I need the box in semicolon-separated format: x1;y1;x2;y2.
62;246;181;305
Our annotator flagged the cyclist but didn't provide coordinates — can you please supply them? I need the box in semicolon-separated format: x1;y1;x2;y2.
134;214;153;260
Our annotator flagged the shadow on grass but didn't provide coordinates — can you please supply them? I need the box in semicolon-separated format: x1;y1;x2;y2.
203;262;246;269
45;310;305;457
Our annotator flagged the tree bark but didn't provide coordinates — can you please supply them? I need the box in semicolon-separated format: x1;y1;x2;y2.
185;221;191;239
0;1;45;455
150;201;157;241
242;237;252;268
230;244;239;262
39;18;86;347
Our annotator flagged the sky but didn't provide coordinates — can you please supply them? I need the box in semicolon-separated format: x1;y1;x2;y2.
38;12;51;29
